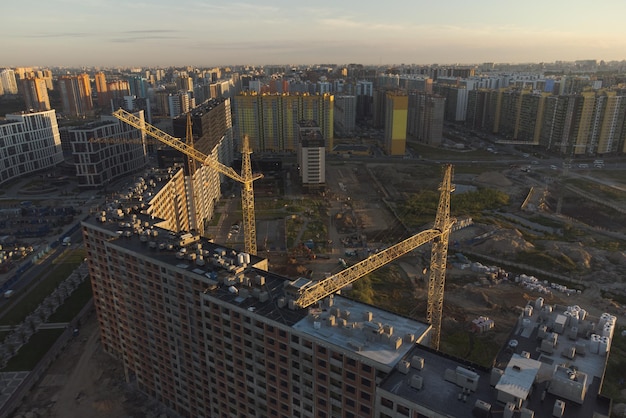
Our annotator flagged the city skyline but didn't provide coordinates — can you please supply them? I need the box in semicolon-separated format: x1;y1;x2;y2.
3;0;626;68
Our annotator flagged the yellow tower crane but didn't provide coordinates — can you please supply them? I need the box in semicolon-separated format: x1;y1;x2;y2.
287;164;454;350
112;108;263;255
427;164;455;350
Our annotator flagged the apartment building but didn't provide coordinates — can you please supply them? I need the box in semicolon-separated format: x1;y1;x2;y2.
67;112;148;189
0;110;63;186
407;92;445;146
383;92;408;156
0;69;18;95
466;87;626;155
333;96;357;137
233;92;334;152
58;74;93;116
297;120;325;192
20;77;51;111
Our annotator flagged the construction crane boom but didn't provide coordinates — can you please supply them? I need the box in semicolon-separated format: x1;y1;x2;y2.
112;108;263;255
290;228;442;309
113;108;243;182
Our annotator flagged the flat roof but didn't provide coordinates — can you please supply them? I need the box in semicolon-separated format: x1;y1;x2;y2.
379;345;498;418
495;354;541;400
293;297;430;368
378;301;613;417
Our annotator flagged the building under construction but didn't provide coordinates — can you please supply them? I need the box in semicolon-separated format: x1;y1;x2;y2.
82;165;613;418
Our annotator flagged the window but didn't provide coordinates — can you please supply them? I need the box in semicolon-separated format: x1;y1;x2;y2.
397;404;410;416
380;397;393;409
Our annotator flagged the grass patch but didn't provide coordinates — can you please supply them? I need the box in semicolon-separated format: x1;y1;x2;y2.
1;328;65;372
347;264;416;316
207;212;221;227
527;215;565;229
0;249;86;326
601;326;626;404
564;178;626;201
46;280;93;323
441;329;507;367
514;250;578;274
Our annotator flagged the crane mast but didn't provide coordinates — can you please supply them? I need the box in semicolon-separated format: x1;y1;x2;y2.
240;135;257;256
427;164;455;350
112;108;263;255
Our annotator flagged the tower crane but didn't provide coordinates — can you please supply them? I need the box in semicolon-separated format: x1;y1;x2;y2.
426;164;455;350
112;108;263;255
286;164;455;350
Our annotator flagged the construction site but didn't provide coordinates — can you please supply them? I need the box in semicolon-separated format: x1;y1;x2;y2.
7;115;626;417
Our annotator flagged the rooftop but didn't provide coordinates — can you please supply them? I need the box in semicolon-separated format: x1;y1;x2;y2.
378;299;613;417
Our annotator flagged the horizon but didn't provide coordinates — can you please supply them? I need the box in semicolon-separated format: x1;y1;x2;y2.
3;0;626;68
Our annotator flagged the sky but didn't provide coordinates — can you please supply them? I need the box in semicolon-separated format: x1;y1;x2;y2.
3;0;626;68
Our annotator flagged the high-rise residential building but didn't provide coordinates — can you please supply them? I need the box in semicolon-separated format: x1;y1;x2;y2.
20;77;50;111
170;98;233;234
594;91;626;154
58;74;93;116
176;76;194;92
467;86;626;156
384;91;408;156
68;113;149;189
0;69;18;95
400;76;433;94
13;67;34;80
356;81;374;97
333;96;357;137
107;79;131;104
407;92;445;146
301;94;334;151
0;110;63;185
233;92;333;152
81;208;422;418
168;92;194;119
172;98;235;170
466;89;496;132
433;84;469;122
297;120;325;192
128;75;149;98
95;72;109;107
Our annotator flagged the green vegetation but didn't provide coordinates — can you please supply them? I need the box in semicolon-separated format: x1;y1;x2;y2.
527;215;565;229
0;249;86;325
440;331;501;367
46;280;93;323
1;329;65;372
514;250;579;273
601;326;626;405
207;212;221;227
564;178;626;201
399;188;509;228
348;264;416;316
